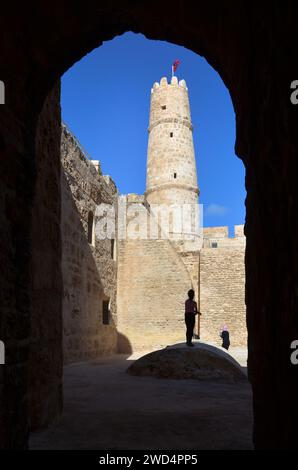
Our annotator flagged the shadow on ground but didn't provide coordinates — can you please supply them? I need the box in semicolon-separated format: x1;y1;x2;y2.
30;348;253;450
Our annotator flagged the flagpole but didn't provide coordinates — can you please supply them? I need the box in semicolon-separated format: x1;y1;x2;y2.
172;65;174;78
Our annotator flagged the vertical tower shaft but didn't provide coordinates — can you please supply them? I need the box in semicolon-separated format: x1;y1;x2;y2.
145;76;199;208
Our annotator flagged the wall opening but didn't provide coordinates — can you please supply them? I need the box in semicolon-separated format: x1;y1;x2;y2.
50;29;249;450
61;31;246;353
87;211;95;245
102;299;110;325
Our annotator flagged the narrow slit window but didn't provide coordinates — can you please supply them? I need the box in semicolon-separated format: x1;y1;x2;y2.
174;172;177;179
88;211;95;245
170;132;173;137
102;300;110;325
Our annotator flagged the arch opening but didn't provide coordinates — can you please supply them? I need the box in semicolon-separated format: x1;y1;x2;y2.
30;31;249;450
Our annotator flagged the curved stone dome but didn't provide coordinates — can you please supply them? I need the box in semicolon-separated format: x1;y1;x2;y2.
127;342;247;383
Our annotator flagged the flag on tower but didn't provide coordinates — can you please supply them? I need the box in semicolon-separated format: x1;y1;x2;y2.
172;59;180;77
173;59;180;72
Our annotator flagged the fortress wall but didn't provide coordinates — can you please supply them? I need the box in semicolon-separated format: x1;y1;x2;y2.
179;251;200;297
179;251;201;335
234;224;245;237
203;237;245;249
61;125;118;363
117;235;194;352
199;245;247;347
203;226;229;238
203;224;245;248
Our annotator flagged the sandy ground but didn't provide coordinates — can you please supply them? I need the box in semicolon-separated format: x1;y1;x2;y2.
30;343;252;450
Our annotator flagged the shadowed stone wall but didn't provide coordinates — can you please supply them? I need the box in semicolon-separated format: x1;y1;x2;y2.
61;125;118;363
29;83;63;432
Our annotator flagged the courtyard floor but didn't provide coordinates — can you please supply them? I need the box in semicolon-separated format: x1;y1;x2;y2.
30;344;253;450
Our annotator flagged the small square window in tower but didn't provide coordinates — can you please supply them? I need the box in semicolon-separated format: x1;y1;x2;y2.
102;300;110;325
211;242;218;248
161;105;166;110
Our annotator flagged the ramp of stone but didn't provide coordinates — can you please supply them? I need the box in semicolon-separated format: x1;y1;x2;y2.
127;342;247;383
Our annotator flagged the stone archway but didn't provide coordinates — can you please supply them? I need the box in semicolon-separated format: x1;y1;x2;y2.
0;1;297;449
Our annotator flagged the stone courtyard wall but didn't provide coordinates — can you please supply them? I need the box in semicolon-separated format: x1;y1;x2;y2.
117;195;196;352
116;198;246;351
200;226;246;347
61;124;118;363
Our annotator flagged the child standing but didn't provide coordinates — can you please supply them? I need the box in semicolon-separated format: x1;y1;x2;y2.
220;324;230;350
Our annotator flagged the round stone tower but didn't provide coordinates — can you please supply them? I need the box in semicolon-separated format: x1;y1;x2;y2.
145;76;199;208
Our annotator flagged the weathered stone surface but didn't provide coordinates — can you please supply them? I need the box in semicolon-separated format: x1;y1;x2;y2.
127;343;247;383
200;227;246;346
28;83;63;432
61;125;119;363
145;77;198;210
117;234;193;352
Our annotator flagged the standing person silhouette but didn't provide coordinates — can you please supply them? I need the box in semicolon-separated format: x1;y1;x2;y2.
185;289;201;347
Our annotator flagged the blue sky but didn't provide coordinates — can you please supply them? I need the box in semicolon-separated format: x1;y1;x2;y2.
61;32;246;234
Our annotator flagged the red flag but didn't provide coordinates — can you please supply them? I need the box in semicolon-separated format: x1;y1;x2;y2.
173;59;180;73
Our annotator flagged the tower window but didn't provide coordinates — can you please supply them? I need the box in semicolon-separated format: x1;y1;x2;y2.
161;105;166;110
211;242;218;248
174;172;177;179
170;132;173;137
102;300;110;325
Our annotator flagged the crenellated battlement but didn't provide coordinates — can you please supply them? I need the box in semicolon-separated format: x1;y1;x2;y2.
151;76;187;93
203;225;245;239
202;225;245;249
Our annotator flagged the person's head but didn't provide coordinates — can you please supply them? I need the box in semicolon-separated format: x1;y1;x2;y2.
188;289;195;300
223;324;228;331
